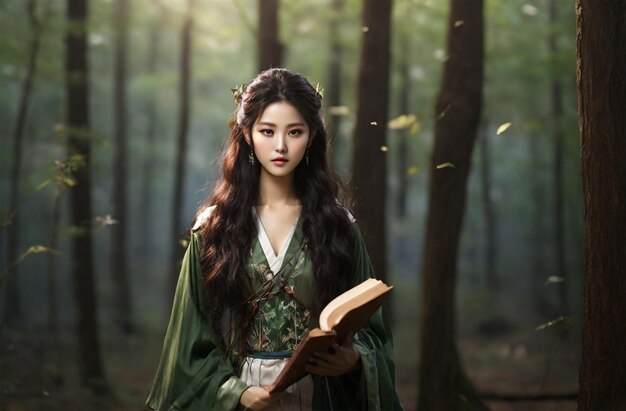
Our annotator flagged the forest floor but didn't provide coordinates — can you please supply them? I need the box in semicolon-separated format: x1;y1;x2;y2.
1;325;579;411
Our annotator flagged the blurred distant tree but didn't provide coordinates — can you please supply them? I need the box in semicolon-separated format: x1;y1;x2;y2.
139;0;165;249
326;0;344;164
351;0;392;280
549;0;568;316
169;0;194;296
111;0;134;334
417;0;487;410
394;34;410;219
479;121;498;292
258;0;282;71
4;0;47;327
64;0;106;387
576;1;626;409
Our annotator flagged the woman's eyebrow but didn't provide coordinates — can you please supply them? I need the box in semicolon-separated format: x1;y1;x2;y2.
257;121;306;127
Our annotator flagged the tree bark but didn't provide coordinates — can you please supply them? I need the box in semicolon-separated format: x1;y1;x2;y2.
326;0;344;166
257;0;283;71
65;0;106;388
3;0;45;327
576;1;626;410
169;0;194;296
417;1;487;410
549;0;568;316
111;0;134;334
351;0;392;280
479;121;498;292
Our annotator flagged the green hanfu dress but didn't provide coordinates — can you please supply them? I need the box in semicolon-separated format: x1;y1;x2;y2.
146;207;403;411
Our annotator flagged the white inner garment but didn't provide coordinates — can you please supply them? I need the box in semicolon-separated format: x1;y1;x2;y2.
240;356;314;411
252;207;299;274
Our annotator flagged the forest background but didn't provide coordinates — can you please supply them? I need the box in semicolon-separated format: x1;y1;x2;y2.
0;0;588;410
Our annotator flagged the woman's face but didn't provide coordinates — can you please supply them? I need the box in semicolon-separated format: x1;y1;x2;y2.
250;101;311;180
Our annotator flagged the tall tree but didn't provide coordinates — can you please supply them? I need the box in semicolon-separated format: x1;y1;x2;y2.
326;0;344;165
139;0;165;250
111;0;134;333
257;0;282;71
351;0;392;280
417;1;487;410
549;0;568;316
479;121;498;292
576;1;626;409
395;34;410;219
64;0;106;387
169;0;194;295
3;0;48;327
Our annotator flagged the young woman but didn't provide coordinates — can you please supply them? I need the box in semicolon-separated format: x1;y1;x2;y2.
146;68;403;411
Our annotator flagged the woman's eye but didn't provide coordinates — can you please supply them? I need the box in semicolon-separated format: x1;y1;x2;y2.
289;129;303;136
260;129;273;136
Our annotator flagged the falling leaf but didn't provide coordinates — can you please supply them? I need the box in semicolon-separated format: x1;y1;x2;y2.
436;162;455;169
407;166;419;175
54;123;65;133
179;239;189;248
328;106;349;116
388;114;417;130
454;20;464;27
410;122;421;135
545;276;564;285
536;316;566;331
521;4;538;16
35;178;53;192
370;121;378;126
496;122;512;135
437;103;452;120
380;146;388;152
362;26;369;33
94;214;119;234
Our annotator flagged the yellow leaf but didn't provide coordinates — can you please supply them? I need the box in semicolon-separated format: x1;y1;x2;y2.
436;162;455;169
35;178;53;192
536;316;566;332
388;114;417;130
410;122;422;135
362;26;369;33
380;146;388;152
496;122;512;135
328;106;349;116
179;239;189;248
437;103;451;120
407;166;419;175
545;276;564;285
370;121;378;126
454;20;464;27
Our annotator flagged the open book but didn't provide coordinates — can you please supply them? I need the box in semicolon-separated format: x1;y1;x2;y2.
266;278;393;393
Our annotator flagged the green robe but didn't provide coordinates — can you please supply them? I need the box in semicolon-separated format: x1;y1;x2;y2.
146;219;403;411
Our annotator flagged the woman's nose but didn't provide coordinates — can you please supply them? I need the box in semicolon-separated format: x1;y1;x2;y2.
275;134;287;153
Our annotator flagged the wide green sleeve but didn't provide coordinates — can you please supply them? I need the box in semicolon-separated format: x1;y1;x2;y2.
327;223;404;411
145;232;248;411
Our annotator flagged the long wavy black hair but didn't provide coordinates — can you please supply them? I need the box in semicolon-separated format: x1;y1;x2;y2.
197;68;355;352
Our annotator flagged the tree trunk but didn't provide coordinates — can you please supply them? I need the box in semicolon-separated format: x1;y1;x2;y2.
479;121;498;292
327;0;344;166
139;0;165;252
417;1;487;410
576;1;626;409
257;0;282;71
169;0;194;296
111;0;134;334
3;0;45;327
64;0;106;388
395;34;410;219
351;0;392;280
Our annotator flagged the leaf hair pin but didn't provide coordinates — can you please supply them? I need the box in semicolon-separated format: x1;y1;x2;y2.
231;83;247;104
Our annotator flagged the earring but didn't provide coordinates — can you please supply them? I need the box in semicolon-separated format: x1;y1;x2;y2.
306;150;309;165
249;150;255;165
